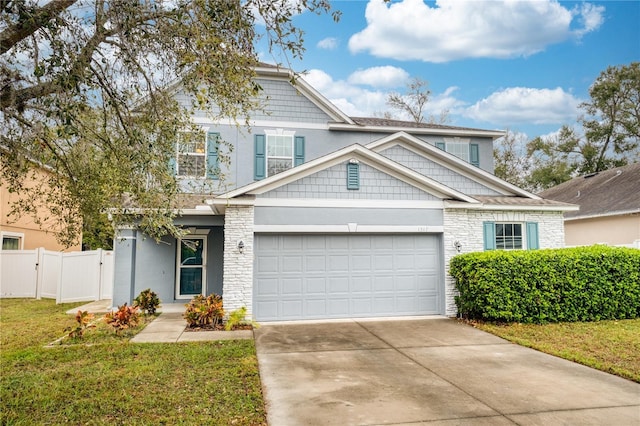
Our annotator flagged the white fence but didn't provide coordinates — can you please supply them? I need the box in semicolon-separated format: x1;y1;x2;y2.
0;248;113;303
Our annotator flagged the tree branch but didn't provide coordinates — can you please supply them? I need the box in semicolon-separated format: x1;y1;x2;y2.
0;0;77;54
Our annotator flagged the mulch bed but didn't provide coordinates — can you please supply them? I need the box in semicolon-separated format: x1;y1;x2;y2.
185;323;253;332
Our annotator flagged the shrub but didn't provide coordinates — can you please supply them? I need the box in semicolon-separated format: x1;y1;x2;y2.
133;288;161;315
224;307;258;331
104;304;140;334
184;294;224;329
66;310;96;338
451;246;640;323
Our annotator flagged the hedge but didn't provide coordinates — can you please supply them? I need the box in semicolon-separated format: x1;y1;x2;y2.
450;245;640;323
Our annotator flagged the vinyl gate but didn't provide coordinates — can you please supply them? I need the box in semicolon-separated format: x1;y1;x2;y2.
0;248;113;303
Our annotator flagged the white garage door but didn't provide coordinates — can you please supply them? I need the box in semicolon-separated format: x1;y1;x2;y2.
254;234;442;321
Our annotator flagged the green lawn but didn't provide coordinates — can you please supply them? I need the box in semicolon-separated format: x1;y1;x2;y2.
474;318;640;383
0;299;266;425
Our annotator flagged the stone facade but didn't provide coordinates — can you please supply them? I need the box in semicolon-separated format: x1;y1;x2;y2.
222;205;255;316
442;208;565;316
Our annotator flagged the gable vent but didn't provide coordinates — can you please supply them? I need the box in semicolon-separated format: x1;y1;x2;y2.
346;162;360;190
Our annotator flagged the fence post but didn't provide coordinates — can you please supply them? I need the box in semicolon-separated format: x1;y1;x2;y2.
96;248;103;301
35;247;44;300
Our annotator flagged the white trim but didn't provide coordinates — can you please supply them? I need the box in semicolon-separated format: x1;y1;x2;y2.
444;200;579;212
1;231;25;250
253;198;444;209
191;117;329;131
564;209;640;221
253;224;444;233
175;236;207;299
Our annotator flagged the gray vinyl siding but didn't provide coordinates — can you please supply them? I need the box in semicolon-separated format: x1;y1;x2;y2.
255;207;443;226
380;145;502;196
259;162;439;200
249;79;332;123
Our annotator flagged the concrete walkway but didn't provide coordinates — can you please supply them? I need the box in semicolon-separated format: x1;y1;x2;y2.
254;318;640;426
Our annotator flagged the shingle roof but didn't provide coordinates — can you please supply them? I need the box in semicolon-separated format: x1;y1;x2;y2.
350;117;498;132
473;196;577;209
539;162;640;219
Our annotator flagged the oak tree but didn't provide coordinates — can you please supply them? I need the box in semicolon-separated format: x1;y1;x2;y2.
1;0;337;247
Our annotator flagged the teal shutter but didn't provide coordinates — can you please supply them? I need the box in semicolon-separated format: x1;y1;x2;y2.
206;132;219;180
254;134;266;180
294;136;305;166
483;221;496;250
470;143;480;167
168;155;177;176
435;142;446;150
526;222;539;250
346;163;359;190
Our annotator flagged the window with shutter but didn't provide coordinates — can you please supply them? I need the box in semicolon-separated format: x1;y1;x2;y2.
255;131;305;179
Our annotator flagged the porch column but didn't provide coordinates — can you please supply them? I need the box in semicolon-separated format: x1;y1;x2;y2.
222;205;255;317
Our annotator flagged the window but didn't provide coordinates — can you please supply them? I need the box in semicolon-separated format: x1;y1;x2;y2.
267;134;294;177
496;223;522;250
483;222;539;251
1;233;23;250
174;132;219;179
254;131;305;180
176;236;207;298
436;140;480;167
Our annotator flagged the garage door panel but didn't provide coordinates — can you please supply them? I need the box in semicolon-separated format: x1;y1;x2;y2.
282;256;303;273
351;276;373;292
254;234;442;321
329;255;349;271
327;276;349;293
328;298;350;315
306;255;326;272
306;278;326;294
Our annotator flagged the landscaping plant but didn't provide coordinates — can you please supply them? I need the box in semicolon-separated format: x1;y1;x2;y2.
104;303;140;334
225;307;258;331
65;310;96;339
451;245;640;323
184;294;224;329
133;288;161;315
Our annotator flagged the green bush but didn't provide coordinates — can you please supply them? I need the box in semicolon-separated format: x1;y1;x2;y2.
133;288;161;315
451;246;640;323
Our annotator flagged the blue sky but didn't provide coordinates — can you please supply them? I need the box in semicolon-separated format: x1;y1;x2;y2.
259;0;639;140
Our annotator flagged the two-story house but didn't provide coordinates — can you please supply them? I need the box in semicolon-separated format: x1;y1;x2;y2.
112;64;576;321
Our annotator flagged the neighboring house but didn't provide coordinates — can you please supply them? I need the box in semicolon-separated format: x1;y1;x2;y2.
539;162;640;248
112;64;576;321
0;163;82;252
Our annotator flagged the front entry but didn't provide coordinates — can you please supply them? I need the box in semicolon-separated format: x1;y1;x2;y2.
176;236;207;299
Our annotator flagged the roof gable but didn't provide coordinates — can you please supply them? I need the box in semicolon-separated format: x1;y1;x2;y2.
216;144;478;203
367;132;541;200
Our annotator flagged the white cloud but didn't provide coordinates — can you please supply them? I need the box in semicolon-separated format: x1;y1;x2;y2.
464;87;581;125
348;0;604;63
347;66;409;88
317;37;338;50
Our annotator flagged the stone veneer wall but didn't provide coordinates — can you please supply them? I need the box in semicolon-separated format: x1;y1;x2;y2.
442;208;565;316
222;205;255;317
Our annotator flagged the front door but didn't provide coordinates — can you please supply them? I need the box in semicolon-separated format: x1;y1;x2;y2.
176;237;207;299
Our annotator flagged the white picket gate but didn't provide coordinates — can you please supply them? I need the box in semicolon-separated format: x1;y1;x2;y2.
0;248;113;303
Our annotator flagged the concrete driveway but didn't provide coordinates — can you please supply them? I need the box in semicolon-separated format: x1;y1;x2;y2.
254;318;640;425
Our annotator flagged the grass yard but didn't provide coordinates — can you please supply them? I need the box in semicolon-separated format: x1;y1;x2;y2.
474;319;640;383
0;299;266;425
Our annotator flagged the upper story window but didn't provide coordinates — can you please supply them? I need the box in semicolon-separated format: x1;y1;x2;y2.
173;131;219;179
436;138;479;167
483;222;539;251
267;133;294;176
254;130;305;180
